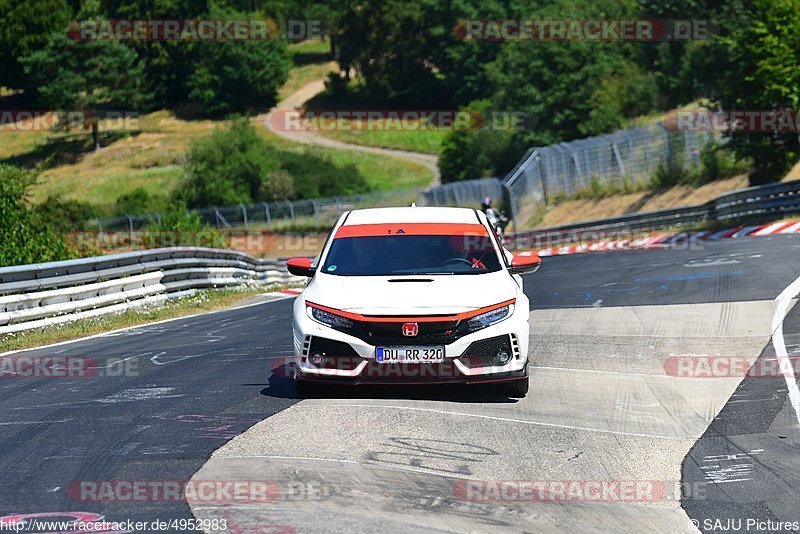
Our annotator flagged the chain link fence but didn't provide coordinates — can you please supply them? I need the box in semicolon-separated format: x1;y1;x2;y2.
92;122;718;233
502;123;719;225
90;188;423;232
418;178;509;209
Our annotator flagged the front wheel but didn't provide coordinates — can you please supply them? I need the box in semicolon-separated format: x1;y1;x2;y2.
503;376;529;398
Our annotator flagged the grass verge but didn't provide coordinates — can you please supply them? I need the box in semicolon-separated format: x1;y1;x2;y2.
255;127;433;190
314;118;447;155
0;286;294;353
280;39;336;101
304;80;447;155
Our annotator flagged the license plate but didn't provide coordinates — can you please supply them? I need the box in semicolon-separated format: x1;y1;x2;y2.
375;346;445;363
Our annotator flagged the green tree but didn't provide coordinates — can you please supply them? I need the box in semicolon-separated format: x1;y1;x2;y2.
20;31;148;150
187;38;290;114
99;0;290;113
0;165;72;267
0;0;71;89
705;0;800;184
100;0;210;106
334;0;509;106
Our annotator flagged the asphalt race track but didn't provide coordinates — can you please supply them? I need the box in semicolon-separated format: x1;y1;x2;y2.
2;234;800;533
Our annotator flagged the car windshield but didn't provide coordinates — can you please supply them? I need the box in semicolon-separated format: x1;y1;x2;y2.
321;234;502;275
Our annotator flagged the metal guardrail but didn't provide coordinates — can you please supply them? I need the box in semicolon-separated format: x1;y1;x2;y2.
0;248;304;335
4;180;798;334
506;179;800;250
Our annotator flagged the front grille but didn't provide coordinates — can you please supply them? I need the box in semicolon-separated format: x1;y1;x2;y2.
458;335;512;368
357;319;465;345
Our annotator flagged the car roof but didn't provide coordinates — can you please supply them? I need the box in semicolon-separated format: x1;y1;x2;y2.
343;207;480;225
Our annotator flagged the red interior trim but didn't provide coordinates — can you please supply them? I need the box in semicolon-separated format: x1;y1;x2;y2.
307;299;515;323
335;223;489;238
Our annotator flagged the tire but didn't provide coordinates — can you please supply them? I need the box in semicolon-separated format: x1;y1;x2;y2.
503;376;529;398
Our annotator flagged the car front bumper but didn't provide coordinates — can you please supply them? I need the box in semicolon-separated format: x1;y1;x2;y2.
290;299;530;385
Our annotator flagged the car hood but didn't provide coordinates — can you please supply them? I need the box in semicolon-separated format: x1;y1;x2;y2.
303;271;518;315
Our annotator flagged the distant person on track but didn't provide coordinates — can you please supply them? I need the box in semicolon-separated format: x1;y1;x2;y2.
481;196;509;240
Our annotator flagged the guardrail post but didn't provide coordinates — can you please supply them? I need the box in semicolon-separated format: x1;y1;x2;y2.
286;200;295;220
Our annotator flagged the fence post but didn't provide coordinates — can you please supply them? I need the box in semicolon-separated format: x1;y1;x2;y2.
127;216;134;243
240;204;248;230
534;152;548;205
262;203;271;225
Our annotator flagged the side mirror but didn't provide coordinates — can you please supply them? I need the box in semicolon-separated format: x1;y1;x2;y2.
509;254;541;275
286;257;316;277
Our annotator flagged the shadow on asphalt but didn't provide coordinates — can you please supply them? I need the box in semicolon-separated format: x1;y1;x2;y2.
260;364;520;403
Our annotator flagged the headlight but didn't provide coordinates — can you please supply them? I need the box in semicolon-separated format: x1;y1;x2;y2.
466;304;513;332
308;306;354;329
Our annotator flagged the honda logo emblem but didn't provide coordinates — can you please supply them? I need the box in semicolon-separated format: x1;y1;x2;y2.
402;322;419;337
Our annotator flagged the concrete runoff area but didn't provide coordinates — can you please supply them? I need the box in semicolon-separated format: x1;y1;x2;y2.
191;298;790;533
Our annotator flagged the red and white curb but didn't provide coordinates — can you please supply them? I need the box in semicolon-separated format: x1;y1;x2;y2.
517;220;800;257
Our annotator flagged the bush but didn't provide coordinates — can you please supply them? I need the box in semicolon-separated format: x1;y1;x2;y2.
34;195;98;234
115;188;163;216
689;143;752;186
142;202;225;249
0;165;72;266
279;148;366;198
439;100;522;183
178;117;370;208
179;117;285;208
650;154;686;189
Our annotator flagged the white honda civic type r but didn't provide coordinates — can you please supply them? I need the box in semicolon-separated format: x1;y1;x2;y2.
285;206;541;397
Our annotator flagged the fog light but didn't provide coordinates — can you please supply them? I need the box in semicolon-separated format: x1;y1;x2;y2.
310;352;327;366
494;350;512;366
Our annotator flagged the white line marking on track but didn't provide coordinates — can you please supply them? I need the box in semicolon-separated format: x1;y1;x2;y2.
772;275;800;427
297;404;689;440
